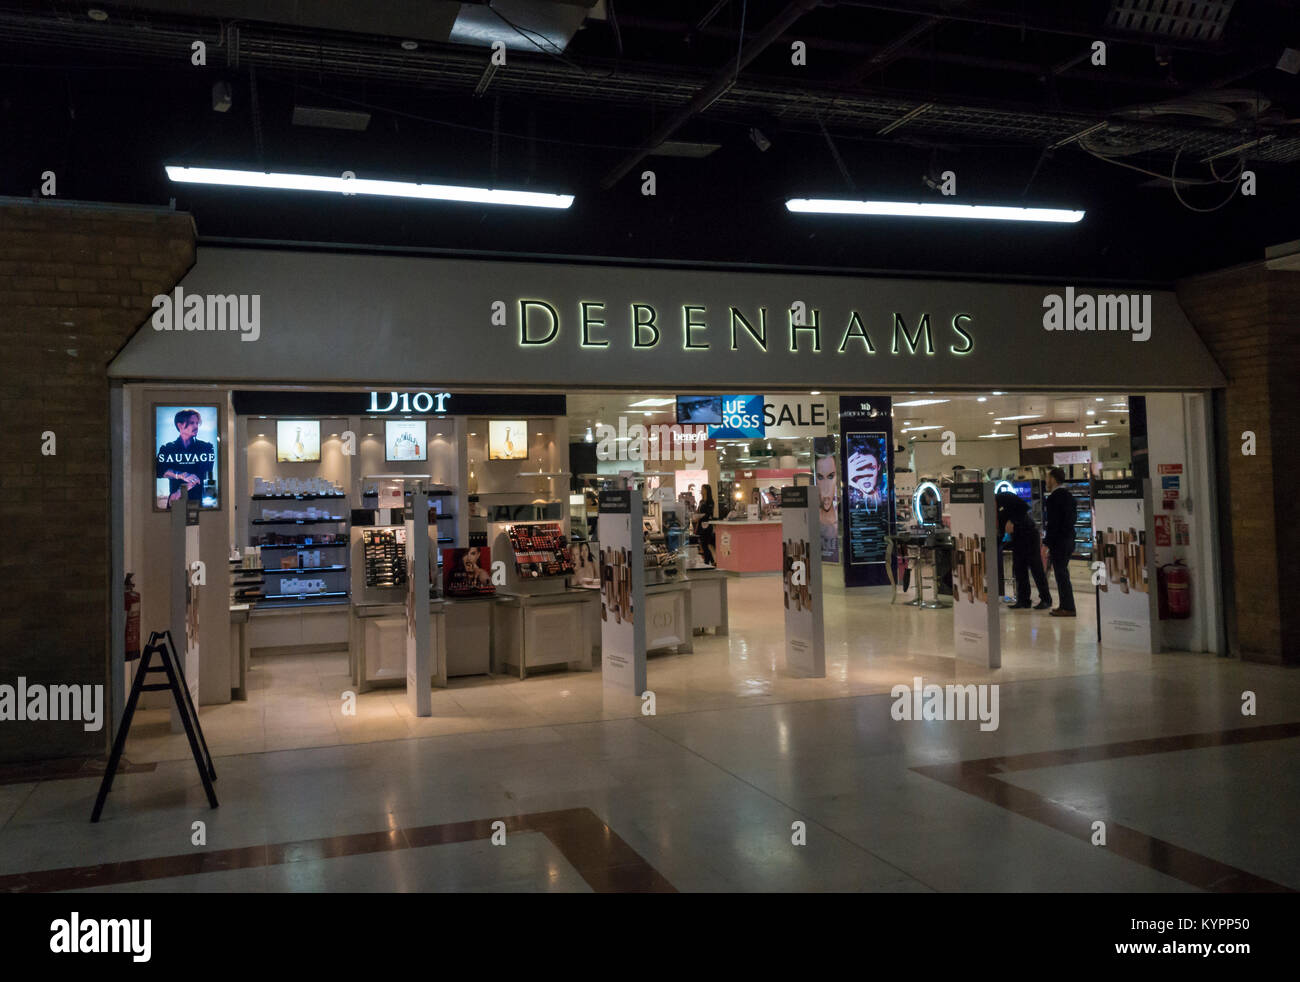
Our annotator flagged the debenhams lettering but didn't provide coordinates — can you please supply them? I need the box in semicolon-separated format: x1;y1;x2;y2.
513;300;976;356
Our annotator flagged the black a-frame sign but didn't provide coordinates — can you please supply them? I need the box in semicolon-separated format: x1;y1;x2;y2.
91;630;217;822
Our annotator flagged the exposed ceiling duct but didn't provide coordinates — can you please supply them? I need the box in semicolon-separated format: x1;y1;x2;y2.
0;0;1297;165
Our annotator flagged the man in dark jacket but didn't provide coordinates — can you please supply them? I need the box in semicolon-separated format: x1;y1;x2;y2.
996;490;1052;610
1042;467;1078;617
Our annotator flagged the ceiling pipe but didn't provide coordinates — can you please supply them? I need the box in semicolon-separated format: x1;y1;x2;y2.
599;0;822;190
835;0;1233;54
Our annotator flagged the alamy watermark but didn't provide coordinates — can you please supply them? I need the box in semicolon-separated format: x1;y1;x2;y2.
1042;288;1150;341
890;676;999;731
50;913;151;962
151;286;261;341
595;417;707;467
0;678;103;731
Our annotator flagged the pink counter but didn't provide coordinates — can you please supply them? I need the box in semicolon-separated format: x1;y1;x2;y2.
714;520;783;573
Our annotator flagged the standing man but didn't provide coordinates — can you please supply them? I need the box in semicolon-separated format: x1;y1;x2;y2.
996;490;1052;610
1043;467;1078;617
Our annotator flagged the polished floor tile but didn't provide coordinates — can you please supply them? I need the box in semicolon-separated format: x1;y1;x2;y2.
4;573;1294;892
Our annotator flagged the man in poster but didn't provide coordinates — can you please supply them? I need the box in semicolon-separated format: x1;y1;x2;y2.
156;409;215;505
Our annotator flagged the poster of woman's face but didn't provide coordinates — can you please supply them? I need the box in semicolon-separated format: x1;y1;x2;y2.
845;433;889;509
813;437;840;563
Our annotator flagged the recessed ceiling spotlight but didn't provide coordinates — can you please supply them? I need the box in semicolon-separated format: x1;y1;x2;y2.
1086;410;1096;416
1095;397;1105;402
400;40;419;51
992;391;1005;396
976;397;987;402
87;8;108;21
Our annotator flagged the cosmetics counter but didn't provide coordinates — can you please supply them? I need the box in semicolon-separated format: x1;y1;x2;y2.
232;408;570;680
216;397;730;698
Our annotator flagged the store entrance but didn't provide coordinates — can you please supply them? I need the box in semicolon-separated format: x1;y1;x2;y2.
115;383;1220;765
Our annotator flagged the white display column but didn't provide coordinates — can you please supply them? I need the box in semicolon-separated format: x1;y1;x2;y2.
780;486;826;677
948;482;1001;669
598;489;646;695
1092;478;1161;653
169;502;201;733
405;486;433;715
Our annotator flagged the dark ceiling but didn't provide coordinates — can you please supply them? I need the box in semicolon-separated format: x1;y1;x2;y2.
2;0;1299;281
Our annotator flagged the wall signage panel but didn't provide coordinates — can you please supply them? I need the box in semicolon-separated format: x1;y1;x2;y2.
114;249;1226;390
230;390;566;417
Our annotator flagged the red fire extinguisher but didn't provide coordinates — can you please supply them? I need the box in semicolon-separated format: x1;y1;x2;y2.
1158;561;1192;620
124;573;141;662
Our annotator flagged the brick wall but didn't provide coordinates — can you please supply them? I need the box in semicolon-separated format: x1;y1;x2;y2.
1177;266;1298;665
0;198;194;762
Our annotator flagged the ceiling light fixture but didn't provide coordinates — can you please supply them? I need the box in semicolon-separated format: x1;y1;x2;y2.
786;199;1084;223
627;397;676;407
995;414;1042;421
87;8;108;21
400;40;419;51
976;397;987;402
893;398;950;407
978;433;1015;439
165;165;575;210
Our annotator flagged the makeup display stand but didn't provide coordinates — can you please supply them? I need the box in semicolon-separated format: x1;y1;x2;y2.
489;521;593;679
348;474;449;691
685;567;730;636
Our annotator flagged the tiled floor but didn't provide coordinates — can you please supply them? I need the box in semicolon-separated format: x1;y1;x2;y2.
3;574;1296;892
123;575;1141;764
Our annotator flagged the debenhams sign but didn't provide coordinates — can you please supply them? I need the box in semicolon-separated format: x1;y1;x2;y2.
493;300;976;357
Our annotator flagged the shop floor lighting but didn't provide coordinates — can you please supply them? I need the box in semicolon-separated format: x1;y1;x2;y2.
785;199;1084;223
166;166;575;209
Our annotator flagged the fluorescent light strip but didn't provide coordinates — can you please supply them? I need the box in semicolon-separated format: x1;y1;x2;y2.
995;414;1043;421
165;165;574;209
893;398;950;407
628;398;676;407
978;433;1015;439
903;425;943;431
786;199;1084;223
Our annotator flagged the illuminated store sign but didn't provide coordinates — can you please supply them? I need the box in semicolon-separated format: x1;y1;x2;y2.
230;391;565;417
1019;422;1088;449
708;395;765;439
368;391;451;414
516;301;975;357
